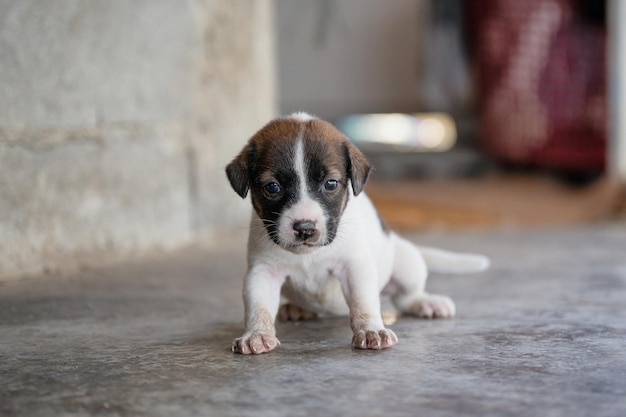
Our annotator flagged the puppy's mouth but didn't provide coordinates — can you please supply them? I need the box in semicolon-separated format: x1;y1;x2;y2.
281;240;326;253
261;223;321;252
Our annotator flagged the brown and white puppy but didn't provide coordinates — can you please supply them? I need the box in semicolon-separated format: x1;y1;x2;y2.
226;112;489;354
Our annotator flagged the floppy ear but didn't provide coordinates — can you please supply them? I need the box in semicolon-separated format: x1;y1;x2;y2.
225;143;256;199
344;141;372;196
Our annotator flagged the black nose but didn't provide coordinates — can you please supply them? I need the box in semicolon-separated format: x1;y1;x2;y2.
293;220;318;241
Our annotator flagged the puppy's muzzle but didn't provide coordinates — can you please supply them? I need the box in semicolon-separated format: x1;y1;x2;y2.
292;220;319;242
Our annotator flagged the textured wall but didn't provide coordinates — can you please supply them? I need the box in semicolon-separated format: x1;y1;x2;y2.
276;0;426;120
0;0;276;278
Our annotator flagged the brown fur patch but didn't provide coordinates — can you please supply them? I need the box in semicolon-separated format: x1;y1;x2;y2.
304;119;372;196
225;114;374;247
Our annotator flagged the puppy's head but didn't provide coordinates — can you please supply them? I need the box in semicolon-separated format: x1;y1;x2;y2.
226;113;371;254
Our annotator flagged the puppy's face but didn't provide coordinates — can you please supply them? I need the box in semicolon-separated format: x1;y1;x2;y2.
226;114;371;254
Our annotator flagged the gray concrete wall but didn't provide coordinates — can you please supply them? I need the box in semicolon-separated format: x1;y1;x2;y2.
275;0;427;120
0;0;276;278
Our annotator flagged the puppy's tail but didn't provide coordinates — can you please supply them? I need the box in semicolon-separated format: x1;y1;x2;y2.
418;246;490;274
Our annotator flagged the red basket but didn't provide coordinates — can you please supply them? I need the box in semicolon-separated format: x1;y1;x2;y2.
467;0;607;172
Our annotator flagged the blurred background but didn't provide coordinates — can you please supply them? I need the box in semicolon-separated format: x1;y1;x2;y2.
1;0;625;279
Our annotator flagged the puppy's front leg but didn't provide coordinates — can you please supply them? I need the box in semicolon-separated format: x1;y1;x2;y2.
342;259;398;350
232;265;284;355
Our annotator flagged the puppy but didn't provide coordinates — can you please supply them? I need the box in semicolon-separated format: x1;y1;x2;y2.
226;112;489;354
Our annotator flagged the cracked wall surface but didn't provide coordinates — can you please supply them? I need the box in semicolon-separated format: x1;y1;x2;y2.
0;0;276;278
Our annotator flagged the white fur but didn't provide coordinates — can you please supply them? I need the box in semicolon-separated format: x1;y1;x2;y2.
417;246;490;273
234;190;489;354
276;137;327;248
231;116;490;355
288;111;316;122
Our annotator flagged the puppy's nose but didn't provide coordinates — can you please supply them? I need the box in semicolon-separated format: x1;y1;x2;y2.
293;220;318;241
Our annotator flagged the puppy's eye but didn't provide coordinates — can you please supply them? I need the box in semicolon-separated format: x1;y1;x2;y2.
264;182;281;194
323;179;338;192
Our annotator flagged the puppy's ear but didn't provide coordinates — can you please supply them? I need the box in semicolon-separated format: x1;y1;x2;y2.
344;141;372;196
225;143;256;199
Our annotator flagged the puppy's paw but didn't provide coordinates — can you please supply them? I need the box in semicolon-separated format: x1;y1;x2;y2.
352;328;398;350
277;303;318;321
232;331;280;355
408;294;456;319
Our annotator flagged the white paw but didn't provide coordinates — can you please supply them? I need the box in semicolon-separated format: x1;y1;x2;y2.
410;294;456;319
232;331;280;355
352;328;398;350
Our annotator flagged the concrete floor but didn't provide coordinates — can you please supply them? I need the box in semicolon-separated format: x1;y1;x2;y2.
1;225;626;417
